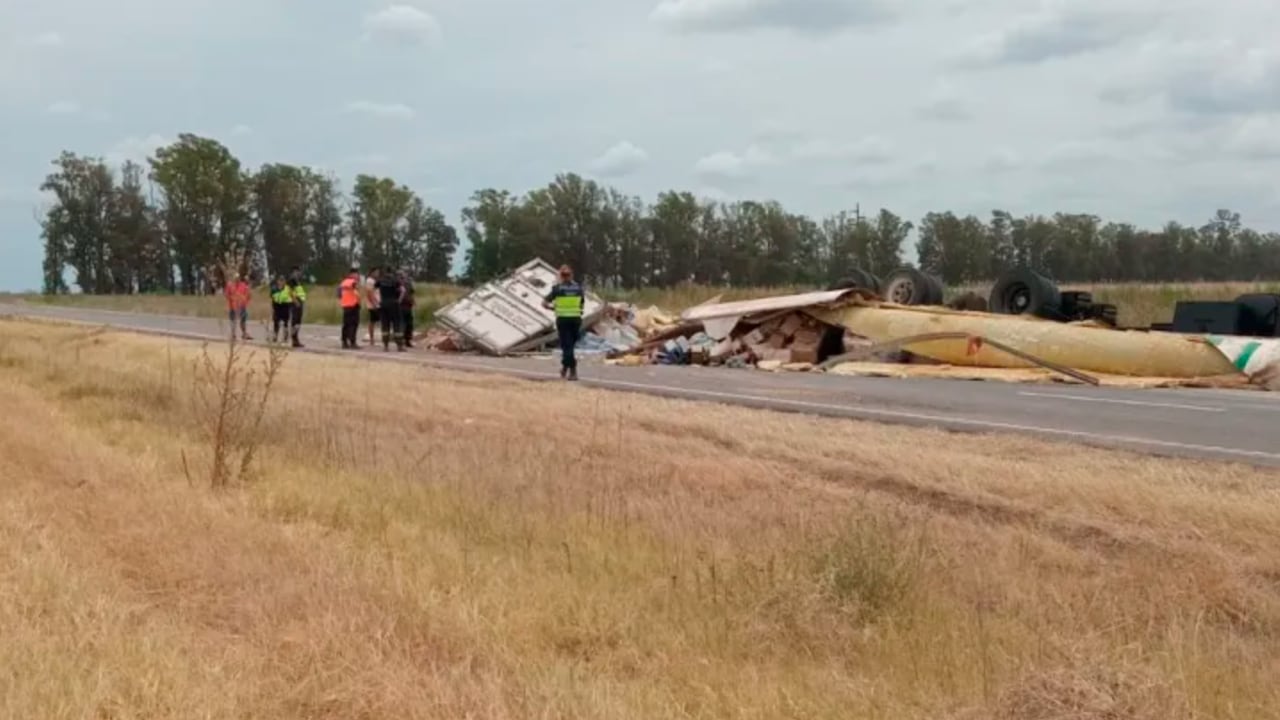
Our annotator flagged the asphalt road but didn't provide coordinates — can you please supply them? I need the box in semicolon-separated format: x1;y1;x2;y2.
4;301;1280;468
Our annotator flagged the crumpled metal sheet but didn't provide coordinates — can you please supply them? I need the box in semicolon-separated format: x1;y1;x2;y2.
434;258;606;355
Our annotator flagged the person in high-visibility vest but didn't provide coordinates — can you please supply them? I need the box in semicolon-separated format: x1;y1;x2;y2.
338;266;362;349
541;264;585;381
269;274;293;343
286;267;307;348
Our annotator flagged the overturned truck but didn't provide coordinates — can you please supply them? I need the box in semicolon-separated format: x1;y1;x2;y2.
433;259;607;354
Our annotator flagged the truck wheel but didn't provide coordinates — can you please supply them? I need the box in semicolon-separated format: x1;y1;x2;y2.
1234;293;1280;336
882;266;945;306
827;268;882;295
1059;291;1093;320
988;267;1062;319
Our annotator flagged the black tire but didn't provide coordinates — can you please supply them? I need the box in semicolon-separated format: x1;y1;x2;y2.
1059;291;1093;320
882;266;945;306
1233;293;1280;336
988;267;1062;319
1090;303;1118;327
826;268;881;295
924;272;946;306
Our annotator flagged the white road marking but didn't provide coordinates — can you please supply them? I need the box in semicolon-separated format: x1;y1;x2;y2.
1017;391;1225;413
8;307;1280;464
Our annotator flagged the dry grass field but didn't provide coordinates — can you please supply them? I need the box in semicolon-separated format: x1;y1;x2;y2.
13;280;1280;329
2;318;1280;718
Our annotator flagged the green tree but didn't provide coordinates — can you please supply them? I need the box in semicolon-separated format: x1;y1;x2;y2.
39;152;117;294
252;163;311;280
303;171;347;284
869;209;910;276
347;174;414;270
109;161;167;293
148;134;254;293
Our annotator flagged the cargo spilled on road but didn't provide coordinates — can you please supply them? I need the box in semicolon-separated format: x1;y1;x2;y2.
417;258;1280;392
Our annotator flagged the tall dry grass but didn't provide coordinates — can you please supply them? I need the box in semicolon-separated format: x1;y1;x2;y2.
1;318;1280;718
14;279;1280;329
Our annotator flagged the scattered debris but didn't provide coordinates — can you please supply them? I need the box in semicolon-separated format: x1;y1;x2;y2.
419;256;1280;391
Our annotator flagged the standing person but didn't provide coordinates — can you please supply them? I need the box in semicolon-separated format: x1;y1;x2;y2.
364;267;382;346
338;266;362;349
224;271;252;341
287;267;307;348
376;266;406;352
269;274;292;343
398;269;416;348
542;264;585;381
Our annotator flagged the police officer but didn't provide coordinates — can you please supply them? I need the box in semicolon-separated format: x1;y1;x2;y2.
286;266;307;348
269;274;292;343
542;264;585;381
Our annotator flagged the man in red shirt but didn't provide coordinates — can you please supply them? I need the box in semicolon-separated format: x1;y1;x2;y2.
224;272;252;341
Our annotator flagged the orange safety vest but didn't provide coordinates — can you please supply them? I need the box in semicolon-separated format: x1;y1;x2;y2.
339;277;360;308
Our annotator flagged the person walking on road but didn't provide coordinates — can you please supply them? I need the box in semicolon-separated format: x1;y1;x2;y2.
398;269;417;348
376;266;406;352
542;264;585;381
224;271;252;341
364;267;382;346
287;267;307;348
269;274;292;344
338;266;362;349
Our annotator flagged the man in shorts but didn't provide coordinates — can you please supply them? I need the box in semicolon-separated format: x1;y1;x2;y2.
224;272;252;341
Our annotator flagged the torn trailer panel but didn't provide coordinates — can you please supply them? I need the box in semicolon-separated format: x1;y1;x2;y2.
433;258;607;355
679;289;859;322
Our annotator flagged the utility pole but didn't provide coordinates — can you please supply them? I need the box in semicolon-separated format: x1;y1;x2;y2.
854;203;862;224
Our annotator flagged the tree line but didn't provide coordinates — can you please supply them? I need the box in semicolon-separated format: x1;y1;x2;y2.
38;134;458;295
36;133;1280;295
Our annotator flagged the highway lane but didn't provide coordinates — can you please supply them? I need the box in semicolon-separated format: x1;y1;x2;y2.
3;301;1280;468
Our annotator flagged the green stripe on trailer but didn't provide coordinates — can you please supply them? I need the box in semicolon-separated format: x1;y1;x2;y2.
1235;341;1262;371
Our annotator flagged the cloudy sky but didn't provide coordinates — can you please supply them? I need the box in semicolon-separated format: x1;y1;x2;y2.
2;0;1279;291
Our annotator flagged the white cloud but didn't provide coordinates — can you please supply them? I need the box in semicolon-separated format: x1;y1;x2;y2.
588;141;649;177
1167;46;1280;115
344;100;415;120
960;4;1153;66
24;31;65;48
651;0;890;34
230;124;253;136
1224;115;1280;158
693;145;773;180
45;100;81;115
696;185;734;203
789;135;894;163
916;82;970;121
105;134;169;166
362;5;442;46
983;148;1021;172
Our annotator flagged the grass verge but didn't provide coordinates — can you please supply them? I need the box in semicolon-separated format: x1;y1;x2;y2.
11;280;1280;329
1;318;1279;718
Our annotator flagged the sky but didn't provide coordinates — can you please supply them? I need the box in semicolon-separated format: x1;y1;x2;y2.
2;0;1280;291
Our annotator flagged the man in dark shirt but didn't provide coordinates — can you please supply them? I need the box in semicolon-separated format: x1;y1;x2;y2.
376;266;406;352
542;264;585;381
398;269;417;348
